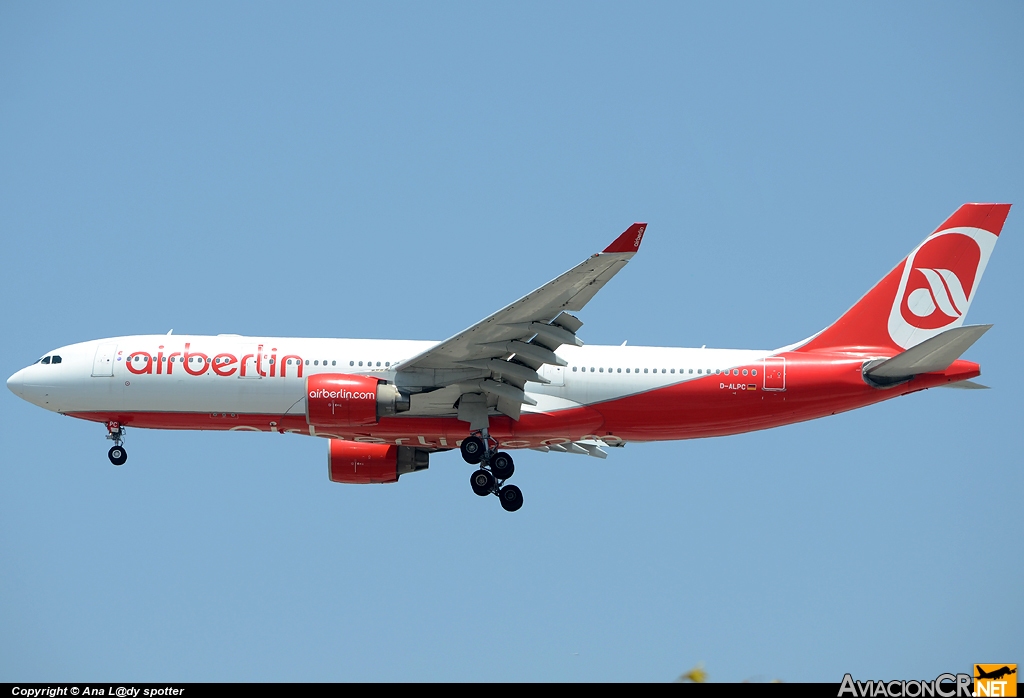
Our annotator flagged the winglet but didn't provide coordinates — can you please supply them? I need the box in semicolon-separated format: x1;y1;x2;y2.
603;223;647;254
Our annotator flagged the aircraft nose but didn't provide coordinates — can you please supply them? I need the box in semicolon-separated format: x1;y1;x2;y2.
7;368;28;399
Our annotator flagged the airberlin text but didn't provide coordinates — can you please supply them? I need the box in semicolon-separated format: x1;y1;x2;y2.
309;388;374;400
124;344;302;379
838;673;972;698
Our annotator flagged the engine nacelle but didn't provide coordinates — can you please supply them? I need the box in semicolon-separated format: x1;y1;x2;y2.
306;373;409;428
327;440;429;484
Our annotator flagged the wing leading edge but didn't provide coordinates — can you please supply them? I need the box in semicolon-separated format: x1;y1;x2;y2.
394;223;646;422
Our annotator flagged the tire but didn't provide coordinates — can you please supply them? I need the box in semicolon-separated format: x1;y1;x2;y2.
461;436;485;464
498;485;523;512
108;446;127;466
470;469;494;496
490;451;514;480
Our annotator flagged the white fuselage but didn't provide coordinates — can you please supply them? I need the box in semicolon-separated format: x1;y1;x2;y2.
9;334;770;418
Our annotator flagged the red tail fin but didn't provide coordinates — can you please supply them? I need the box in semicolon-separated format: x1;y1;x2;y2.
796;203;1010;353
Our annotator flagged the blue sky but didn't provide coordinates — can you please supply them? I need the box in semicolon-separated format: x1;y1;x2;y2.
1;2;1021;682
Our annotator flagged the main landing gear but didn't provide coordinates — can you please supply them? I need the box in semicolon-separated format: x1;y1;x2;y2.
462;432;523;512
106;421;127;466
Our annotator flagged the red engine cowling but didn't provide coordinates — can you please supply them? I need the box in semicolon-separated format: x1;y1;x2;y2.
327;440;430;484
306;374;408;428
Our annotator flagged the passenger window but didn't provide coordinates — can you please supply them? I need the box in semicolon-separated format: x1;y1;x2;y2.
752;369;757;376
644;368;648;373
599;368;604;373
590;367;595;372
670;369;675;374
625;368;630;373
662;369;666;373
358;361;363;366
41;356;51;364
617;368;621;373
742;369;748;376
305;360;310;365
386;362;390;367
572;367;577;372
376;362;381;367
314;360;319;366
697;369;702;374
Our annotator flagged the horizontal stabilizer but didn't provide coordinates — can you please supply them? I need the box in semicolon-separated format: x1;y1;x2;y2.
866;324;991;380
937;380;990;390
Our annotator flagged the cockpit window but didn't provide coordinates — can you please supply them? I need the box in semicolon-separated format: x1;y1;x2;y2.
51;356;62;364
41;356;51;364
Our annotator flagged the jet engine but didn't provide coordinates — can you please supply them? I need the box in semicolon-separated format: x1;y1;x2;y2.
327;440;429;484
306;374;409;428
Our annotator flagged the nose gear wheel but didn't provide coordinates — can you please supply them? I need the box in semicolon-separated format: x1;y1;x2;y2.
105;422;127;466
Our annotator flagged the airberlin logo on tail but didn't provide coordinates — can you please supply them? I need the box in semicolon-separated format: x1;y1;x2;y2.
905;267;969;325
900;235;980;330
887;227;997;349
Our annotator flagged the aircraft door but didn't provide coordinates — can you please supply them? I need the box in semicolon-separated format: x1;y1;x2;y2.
763;356;786;391
92;343;117;377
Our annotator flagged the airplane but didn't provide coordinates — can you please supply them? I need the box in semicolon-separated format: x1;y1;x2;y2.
7;203;1010;513
975;666;1016;681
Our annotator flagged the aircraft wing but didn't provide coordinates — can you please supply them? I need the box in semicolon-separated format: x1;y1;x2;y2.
394;223;646;420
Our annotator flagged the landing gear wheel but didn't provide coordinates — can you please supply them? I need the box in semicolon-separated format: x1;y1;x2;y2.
470;469;495;496
461;436;485;464
498;485;523;512
108;445;128;466
490;451;514;480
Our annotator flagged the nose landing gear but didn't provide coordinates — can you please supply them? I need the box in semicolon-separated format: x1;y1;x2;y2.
461;430;523;512
106;422;127;466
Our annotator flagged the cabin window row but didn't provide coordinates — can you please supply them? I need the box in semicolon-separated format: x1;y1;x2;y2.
571;366;756;376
